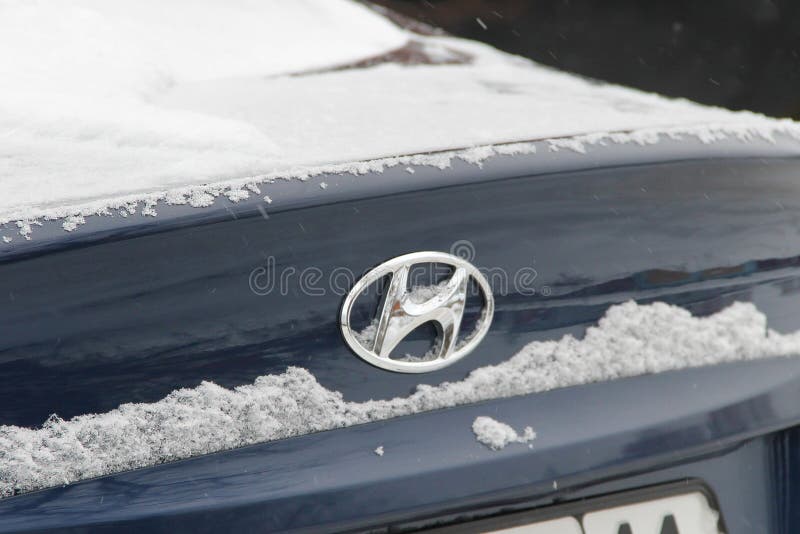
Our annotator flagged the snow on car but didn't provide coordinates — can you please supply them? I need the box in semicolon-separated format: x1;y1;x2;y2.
0;1;799;532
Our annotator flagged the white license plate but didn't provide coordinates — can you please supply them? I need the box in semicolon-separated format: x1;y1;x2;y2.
484;490;723;534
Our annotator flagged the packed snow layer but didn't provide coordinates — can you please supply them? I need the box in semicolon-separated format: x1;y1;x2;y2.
472;416;535;450
4;300;800;497
0;0;405;231
2;1;800;235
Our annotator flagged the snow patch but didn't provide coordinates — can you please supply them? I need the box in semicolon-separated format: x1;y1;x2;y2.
62;215;86;232
0;0;406;236
472;416;536;450
3;300;800;497
1;1;799;237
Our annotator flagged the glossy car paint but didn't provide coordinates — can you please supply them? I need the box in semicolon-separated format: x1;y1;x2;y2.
2;137;800;531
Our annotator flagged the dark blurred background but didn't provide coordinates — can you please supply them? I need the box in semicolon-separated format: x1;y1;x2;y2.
369;0;800;119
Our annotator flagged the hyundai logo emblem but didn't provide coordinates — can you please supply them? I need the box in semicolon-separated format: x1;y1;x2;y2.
340;251;494;373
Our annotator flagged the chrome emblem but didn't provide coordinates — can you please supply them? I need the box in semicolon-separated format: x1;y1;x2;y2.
340;251;494;373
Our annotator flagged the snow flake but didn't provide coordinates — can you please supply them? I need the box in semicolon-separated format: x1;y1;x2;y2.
62;215;86;232
472;417;535;450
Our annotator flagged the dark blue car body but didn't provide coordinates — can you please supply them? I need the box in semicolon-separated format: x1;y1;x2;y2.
2;137;800;532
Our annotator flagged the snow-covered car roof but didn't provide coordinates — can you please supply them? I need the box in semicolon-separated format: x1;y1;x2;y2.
2;0;800;237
